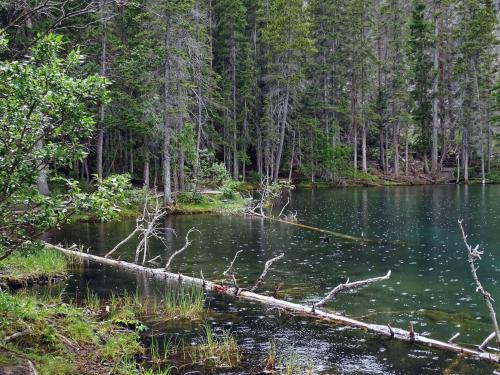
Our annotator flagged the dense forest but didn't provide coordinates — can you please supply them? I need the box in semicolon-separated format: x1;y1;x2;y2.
1;0;499;206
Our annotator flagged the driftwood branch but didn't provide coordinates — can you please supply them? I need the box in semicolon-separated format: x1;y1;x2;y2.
458;219;500;348
315;270;391;308
164;228;199;270
250;253;284;292
44;242;499;363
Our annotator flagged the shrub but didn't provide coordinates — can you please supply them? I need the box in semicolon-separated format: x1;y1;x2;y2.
176;192;206;205
221;179;242;200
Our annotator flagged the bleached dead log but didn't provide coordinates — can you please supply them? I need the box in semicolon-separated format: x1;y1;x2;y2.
164;228;198;270
44;242;498;363
314;270;391;308
250;253;284;292
458;219;500;348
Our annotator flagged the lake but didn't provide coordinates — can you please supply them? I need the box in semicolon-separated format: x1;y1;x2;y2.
46;184;500;374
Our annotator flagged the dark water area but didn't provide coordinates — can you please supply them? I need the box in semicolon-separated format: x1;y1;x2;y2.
45;185;500;374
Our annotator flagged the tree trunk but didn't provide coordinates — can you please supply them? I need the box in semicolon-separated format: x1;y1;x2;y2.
431;17;439;175
288;131;295;182
163;17;172;205
232;43;238;179
393;122;400;177
97;0;107;180
473;62;486;184
273;85;290;182
36;139;50;195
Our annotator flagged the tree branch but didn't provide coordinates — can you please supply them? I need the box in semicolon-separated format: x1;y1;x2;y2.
315;270;391;308
458;219;500;348
164;228;199;270
250;253;284;292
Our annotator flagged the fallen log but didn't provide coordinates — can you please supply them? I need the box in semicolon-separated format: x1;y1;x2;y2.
44;242;499;363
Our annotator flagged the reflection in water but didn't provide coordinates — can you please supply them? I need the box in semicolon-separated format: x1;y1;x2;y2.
46;185;499;374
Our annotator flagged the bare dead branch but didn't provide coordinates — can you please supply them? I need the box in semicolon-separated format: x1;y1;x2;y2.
223;250;243;277
458;219;500;348
315;270;391;308
105;226;140;258
250;253;284;292
479;332;497;351
448;332;460;343
164;228;199;270
277;196;290;218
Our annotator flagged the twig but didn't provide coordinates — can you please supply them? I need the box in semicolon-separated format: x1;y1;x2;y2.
105;226;140;258
223;250;243;276
315;270;391;308
479;332;496;351
277;196;290;218
165;228;199;270
448;332;460;343
250;253;284;292
458;219;500;348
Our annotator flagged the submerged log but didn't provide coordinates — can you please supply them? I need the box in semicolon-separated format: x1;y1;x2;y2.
45;242;499;363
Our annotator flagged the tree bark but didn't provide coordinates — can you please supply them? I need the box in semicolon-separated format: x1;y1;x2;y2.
431;15;439;175
96;0;107;181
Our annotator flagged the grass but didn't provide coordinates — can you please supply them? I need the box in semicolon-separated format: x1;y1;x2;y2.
264;343;314;375
0;247;67;288
172;194;247;214
193;325;241;368
162;286;205;320
0;289;145;374
102;332;144;362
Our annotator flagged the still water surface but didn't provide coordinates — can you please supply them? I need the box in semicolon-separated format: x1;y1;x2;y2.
46;185;500;374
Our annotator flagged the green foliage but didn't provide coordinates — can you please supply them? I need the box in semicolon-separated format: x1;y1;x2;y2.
221;179;242;200
176;192;207;205
0;34;107;254
199;160;231;188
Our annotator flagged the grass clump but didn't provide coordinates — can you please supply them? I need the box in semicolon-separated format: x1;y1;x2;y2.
193;325;241;368
0;247;67;288
102;332;144;362
264;343;314;375
162;286;204;320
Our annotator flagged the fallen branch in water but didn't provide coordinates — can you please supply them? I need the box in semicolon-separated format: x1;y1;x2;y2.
45;242;499;363
314;270;391;308
250;253;284;292
458;219;500;348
